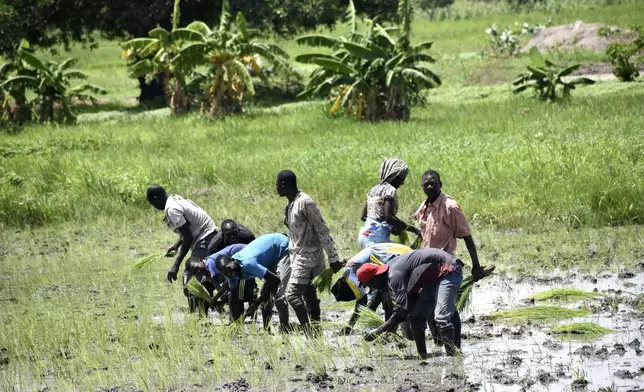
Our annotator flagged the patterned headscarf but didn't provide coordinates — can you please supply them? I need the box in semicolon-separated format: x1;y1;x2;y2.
379;158;409;184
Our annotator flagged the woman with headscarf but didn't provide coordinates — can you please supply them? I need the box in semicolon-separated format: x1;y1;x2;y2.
358;158;421;249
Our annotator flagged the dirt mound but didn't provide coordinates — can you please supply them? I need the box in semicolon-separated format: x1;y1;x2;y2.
523;21;626;53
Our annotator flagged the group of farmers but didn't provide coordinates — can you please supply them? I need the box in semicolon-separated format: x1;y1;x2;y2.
146;158;485;358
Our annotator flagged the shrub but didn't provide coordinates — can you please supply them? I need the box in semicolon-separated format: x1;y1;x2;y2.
513;48;595;102
603;24;644;82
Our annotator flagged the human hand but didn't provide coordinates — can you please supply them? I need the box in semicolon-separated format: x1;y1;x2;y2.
472;265;484;282
330;261;343;273
165;245;178;257
167;268;178;283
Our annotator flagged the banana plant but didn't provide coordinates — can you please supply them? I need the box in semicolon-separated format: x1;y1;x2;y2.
177;0;294;118
1;44;106;124
513;48;595;102
296;0;440;121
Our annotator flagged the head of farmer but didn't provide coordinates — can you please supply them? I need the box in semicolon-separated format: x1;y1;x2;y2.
146;184;168;210
221;219;242;245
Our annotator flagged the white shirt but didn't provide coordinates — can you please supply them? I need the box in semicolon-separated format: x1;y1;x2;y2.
163;195;217;248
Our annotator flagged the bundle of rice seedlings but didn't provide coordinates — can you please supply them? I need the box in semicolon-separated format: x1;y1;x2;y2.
356;306;384;329
129;252;164;272
483;306;591;324
312;267;336;294
186;277;212;303
526;289;603;302
456;265;495;313
551;322;612;338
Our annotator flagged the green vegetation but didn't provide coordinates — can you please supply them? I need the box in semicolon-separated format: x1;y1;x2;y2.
357;307;386;329
186;277;213;302
526;289;603;302
513;48;595;101
130;252;165;273
457;265;495;312
484;306;591;323
603;24;644;82
550;322;613;338
297;0;440;121
1;1;643;390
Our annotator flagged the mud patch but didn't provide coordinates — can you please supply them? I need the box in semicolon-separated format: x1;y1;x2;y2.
216;378;251;392
523;21;629;53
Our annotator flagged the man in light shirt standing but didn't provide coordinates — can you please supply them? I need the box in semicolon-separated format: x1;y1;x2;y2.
146;185;218;312
276;170;343;336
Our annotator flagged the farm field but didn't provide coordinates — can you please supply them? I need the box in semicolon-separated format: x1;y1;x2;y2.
1;0;643;391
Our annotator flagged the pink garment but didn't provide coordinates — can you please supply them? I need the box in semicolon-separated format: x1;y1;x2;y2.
414;193;471;255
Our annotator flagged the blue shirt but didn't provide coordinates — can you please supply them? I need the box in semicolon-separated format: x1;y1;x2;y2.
228;233;289;289
344;243;412;299
204;243;247;279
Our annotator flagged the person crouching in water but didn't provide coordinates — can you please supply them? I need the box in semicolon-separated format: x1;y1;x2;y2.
215;233;291;331
357;248;464;357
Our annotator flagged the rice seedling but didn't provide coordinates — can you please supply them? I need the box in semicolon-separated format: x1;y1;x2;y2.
456;265;496;313
526;289;603;302
129;252;165;272
186;278;212;303
312;267;336;294
483;306;591;324
356;307;385;329
550;322;613;338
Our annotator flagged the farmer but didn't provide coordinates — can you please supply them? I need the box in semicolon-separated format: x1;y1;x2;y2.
186;243;258;320
414;170;484;346
359;158;421;249
215;233;291;330
146;185;218;312
337;242;412;334
357;248;464;357
208;219;256;254
277;170;343;336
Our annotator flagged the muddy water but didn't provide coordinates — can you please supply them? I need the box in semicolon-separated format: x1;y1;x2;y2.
289;272;644;392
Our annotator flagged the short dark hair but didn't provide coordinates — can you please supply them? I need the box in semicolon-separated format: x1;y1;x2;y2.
221;219;238;232
422;170;441;183
277;170;297;188
146;184;166;202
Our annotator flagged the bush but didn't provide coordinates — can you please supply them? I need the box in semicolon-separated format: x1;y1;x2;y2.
418;0;455;20
603;24;644;82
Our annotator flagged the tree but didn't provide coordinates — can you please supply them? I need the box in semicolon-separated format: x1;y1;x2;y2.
0;0;400;56
1;42;107;124
296;0;441;121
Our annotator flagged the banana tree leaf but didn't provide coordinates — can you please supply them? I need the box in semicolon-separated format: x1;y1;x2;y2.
557;64;581;78
513;84;532;94
344;0;357;34
219;0;231;32
138;41;162;59
528;47;546;68
57;58;77;72
571;77;596;85
296;34;340;48
295;53;337;64
63;70;88;80
373;24;396;47
236;12;249;40
263;43;291;60
342;42;382;61
186;21;212;36
385;69;395;87
149;27;170;42
385;53;404;70
18;51;49;74
416;66;441;86
410;41;434;54
400;68;435;87
0;75;38;89
309;58;356;75
402;53;436;65
122;38;156;52
128;60;155;77
171;28;206;43
251;45;294;74
526;66;548;78
69;83;108;95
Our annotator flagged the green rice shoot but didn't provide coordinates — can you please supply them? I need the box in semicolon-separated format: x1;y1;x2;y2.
312;267;336;294
394;230;410;246
526;289;603;302
185;277;212;303
129;252;164;272
456;265;495;313
356;306;384;329
484;306;591;324
550;322;613;338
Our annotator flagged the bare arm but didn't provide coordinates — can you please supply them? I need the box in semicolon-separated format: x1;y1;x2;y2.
242;270;280;320
167;224;193;282
361;202;367;222
384;199;420;236
229;284;241;322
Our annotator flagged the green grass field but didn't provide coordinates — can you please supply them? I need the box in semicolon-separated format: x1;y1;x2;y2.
1;1;643;390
